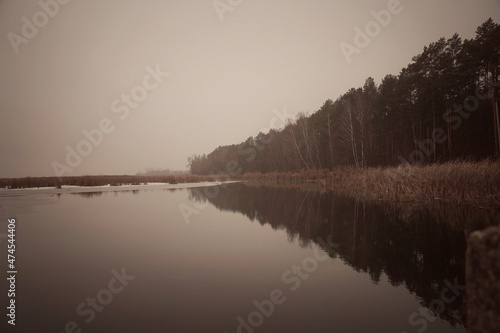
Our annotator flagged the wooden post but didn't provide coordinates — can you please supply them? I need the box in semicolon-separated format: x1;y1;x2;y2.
466;226;500;333
495;100;500;156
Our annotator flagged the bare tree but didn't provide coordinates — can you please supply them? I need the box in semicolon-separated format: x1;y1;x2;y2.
339;99;360;167
296;113;316;168
327;113;334;167
286;122;310;170
355;93;367;167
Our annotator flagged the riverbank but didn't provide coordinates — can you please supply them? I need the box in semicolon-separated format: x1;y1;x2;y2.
0;174;220;189
238;160;500;208
3;161;499;208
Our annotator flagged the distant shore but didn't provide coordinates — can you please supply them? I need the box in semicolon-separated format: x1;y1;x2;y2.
0;174;221;189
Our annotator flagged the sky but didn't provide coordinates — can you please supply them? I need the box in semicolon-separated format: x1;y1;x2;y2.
0;0;499;177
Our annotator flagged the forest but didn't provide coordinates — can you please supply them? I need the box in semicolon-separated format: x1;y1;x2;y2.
188;19;500;175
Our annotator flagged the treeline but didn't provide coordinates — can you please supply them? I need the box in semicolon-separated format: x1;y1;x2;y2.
136;168;188;176
189;19;500;175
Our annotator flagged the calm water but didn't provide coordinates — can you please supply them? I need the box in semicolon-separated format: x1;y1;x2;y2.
0;183;475;333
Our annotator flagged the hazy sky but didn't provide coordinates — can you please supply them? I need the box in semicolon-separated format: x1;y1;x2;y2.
0;0;499;177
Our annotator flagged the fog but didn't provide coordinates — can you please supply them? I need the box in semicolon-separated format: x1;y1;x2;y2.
0;0;498;177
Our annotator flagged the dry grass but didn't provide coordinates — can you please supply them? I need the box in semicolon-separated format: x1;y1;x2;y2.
330;160;500;207
237;160;500;208
239;169;331;183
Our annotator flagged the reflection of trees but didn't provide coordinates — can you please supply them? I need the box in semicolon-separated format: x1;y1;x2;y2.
188;183;500;328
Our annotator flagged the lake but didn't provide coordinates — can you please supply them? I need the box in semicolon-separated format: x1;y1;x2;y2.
0;182;484;333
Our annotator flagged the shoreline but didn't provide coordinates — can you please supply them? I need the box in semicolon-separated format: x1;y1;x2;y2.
0;174;223;189
0;181;240;195
2;161;499;208
236;160;500;209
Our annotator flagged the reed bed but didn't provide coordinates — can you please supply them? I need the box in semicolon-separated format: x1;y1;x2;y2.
238;161;500;208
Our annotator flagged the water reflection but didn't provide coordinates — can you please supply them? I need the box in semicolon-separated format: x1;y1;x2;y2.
70;188;174;198
188;183;497;329
72;191;104;198
2;183;490;332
